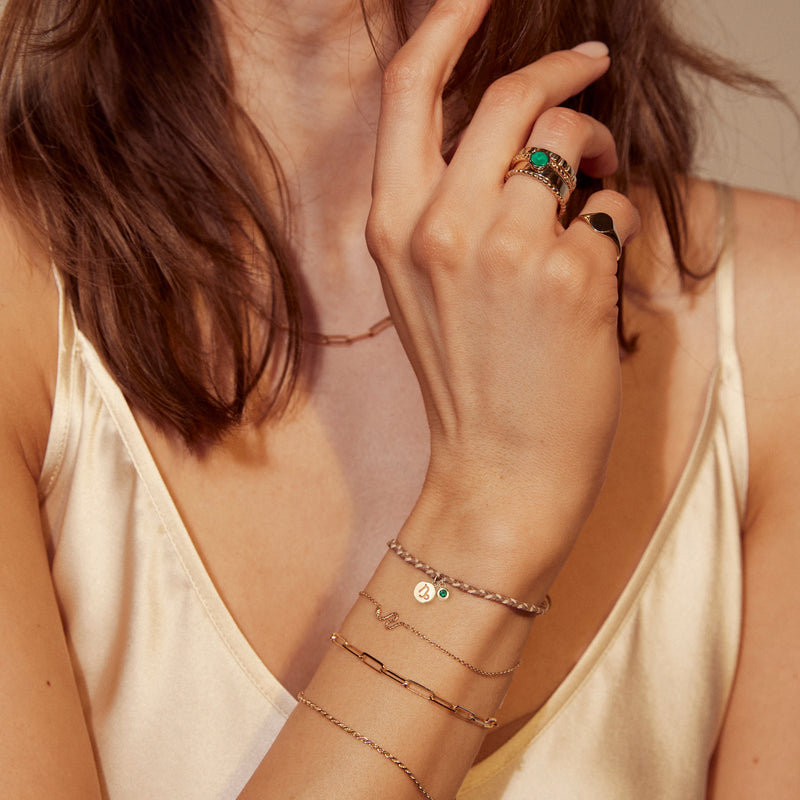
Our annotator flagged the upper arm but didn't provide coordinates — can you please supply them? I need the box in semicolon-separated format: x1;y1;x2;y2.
708;190;800;798
0;214;103;798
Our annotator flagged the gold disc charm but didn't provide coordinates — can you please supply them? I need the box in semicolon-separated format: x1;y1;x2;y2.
413;581;436;603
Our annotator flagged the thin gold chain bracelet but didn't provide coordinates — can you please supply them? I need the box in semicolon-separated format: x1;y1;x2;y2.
296;692;435;799
330;632;498;729
359;591;520;677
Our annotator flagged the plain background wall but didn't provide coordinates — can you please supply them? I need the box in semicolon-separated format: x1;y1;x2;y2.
675;0;800;199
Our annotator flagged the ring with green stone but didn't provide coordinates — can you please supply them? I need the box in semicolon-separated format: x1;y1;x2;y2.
504;146;577;215
506;146;577;190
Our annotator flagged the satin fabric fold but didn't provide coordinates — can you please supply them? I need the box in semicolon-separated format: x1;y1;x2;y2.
40;188;744;799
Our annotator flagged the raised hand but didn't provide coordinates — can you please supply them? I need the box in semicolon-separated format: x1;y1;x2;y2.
367;0;639;584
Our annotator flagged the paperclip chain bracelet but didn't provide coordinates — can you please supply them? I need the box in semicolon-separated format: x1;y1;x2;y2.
296;692;435;800
359;591;520;677
330;632;498;729
387;538;551;615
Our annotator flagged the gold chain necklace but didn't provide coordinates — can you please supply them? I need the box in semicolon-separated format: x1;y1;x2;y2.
279;314;394;346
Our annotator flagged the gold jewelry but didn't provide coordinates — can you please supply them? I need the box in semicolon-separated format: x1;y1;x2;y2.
296;692;435;800
387;539;551;615
358;591;520;677
330;632;498;729
276;315;393;346
578;211;623;260
304;315;393;346
504;147;577;216
508;147;577;188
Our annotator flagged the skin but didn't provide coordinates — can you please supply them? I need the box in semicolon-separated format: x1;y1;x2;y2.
1;0;799;797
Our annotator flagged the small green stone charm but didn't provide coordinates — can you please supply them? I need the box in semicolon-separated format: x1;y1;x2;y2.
438;587;450;600
530;150;550;167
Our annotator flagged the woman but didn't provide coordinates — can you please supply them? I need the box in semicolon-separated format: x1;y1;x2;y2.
0;0;798;797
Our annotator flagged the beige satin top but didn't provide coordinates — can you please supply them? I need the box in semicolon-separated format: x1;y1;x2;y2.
39;192;745;799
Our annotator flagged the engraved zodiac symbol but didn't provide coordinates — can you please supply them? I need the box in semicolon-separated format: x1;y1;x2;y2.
414;581;436;603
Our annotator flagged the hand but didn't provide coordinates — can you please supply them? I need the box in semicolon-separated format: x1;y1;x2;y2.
366;0;639;575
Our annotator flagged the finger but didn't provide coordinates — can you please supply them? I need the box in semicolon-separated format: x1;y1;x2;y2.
445;45;611;190
372;0;491;198
562;189;640;266
524;107;618;179
501;107;617;221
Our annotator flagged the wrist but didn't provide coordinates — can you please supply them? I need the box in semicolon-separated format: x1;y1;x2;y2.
399;475;586;606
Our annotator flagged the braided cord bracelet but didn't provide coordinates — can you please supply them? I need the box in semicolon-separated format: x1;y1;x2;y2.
387;539;551;615
297;692;435;800
359;591;520;677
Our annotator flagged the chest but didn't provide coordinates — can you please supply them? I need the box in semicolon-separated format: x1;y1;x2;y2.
139;287;719;751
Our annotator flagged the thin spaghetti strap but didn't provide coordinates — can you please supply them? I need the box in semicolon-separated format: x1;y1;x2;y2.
50;264;77;355
39;265;76;498
714;184;737;366
711;183;749;515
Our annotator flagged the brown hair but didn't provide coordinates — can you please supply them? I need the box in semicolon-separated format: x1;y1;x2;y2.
0;0;782;447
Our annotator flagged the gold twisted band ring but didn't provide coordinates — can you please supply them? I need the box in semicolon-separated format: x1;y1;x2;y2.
578;212;623;260
504;147;577;216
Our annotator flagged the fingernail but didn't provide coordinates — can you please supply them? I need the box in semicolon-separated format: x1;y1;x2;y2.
571;41;609;58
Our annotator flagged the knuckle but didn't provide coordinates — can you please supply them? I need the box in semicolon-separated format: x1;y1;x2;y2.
435;0;472;26
410;210;465;269
482;74;541;114
534;106;587;140
539;249;592;303
382;54;436;96
366;206;401;262
587;189;631;215
482;222;528;272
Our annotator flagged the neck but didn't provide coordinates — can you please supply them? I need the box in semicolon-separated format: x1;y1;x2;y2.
219;0;399;320
220;0;390;189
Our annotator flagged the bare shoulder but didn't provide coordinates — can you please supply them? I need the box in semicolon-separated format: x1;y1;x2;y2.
729;186;800;512
732;185;800;326
731;186;800;364
707;186;800;797
0;206;58;478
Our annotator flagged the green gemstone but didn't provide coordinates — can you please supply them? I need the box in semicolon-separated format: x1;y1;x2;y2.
530;150;549;167
438;588;450;599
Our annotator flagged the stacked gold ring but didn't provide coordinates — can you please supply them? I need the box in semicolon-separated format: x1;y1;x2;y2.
504;147;577;216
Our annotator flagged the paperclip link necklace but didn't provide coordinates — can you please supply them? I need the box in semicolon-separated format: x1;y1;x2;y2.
279;314;393;346
306;314;393;346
